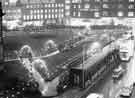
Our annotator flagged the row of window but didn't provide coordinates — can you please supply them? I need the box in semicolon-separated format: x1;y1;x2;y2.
72;11;135;17
72;4;135;9
73;0;134;3
5;9;21;14
102;0;134;2
26;3;64;8
82;0;134;3
65;0;71;3
23;14;64;20
30;9;64;14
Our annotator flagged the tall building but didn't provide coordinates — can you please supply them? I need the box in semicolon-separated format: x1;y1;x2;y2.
70;0;135;18
1;0;9;6
21;0;65;26
2;1;22;21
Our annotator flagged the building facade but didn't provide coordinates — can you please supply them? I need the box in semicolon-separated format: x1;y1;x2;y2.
2;0;135;27
70;0;135;18
21;0;65;26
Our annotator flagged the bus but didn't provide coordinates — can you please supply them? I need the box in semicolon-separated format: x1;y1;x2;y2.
69;45;120;88
119;39;134;61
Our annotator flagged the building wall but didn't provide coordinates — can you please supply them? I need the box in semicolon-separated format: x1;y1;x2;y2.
22;0;65;25
2;0;135;27
3;5;22;21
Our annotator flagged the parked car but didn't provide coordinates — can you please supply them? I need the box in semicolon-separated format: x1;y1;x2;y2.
86;93;104;98
112;65;125;80
119;85;134;97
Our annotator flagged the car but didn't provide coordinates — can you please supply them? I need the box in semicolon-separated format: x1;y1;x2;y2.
119;85;133;97
86;93;104;98
112;65;125;80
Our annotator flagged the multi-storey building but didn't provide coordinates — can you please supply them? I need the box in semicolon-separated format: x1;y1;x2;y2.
1;0;9;6
2;0;22;22
70;0;102;18
21;0;65;26
3;5;22;21
70;0;135;18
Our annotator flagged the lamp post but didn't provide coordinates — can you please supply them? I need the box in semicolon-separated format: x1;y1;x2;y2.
0;2;5;63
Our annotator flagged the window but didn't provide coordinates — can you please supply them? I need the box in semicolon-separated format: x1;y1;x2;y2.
102;4;109;8
27;15;29;20
84;4;90;9
37;10;39;13
48;4;50;7
55;4;57;7
59;9;61;12
41;14;43;19
45;9;47;13
48;14;51;18
129;0;134;2
31;5;33;8
49;9;51;13
65;5;70;9
128;12;134;16
118;4;124;9
72;0;81;3
78;12;80;17
95;0;101;2
44;4;47;7
23;15;26;20
17;9;21;13
52;9;54;13
78;5;81;8
37;4;40;8
73;12;76;16
30;15;33;20
59;14;61;18
102;0;109;2
74;5;76;8
102;11;108;16
52;14;54;18
26;5;29;8
65;11;70;16
61;9;64;12
38;14;40;19
128;4;134;9
34;10;36;13
55;14;57;18
30;10;33;14
52;4;54;7
58;4;61;7
117;11;123;17
34;15;36;19
61;4;64;7
84;0;89;2
45;14;47;18
94;12;100;17
55;9;58;12
65;0;70;3
41;9;43;13
61;14;64;18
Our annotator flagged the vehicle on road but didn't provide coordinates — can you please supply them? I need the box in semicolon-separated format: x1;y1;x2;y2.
112;65;125;80
119;39;134;61
69;45;120;88
119;85;133;97
86;93;104;98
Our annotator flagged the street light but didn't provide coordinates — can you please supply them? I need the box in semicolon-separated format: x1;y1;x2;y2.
0;2;5;63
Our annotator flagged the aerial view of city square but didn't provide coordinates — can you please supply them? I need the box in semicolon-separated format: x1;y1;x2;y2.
0;0;135;98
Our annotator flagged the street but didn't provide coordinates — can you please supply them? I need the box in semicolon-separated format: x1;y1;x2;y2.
83;41;135;98
0;29;134;98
